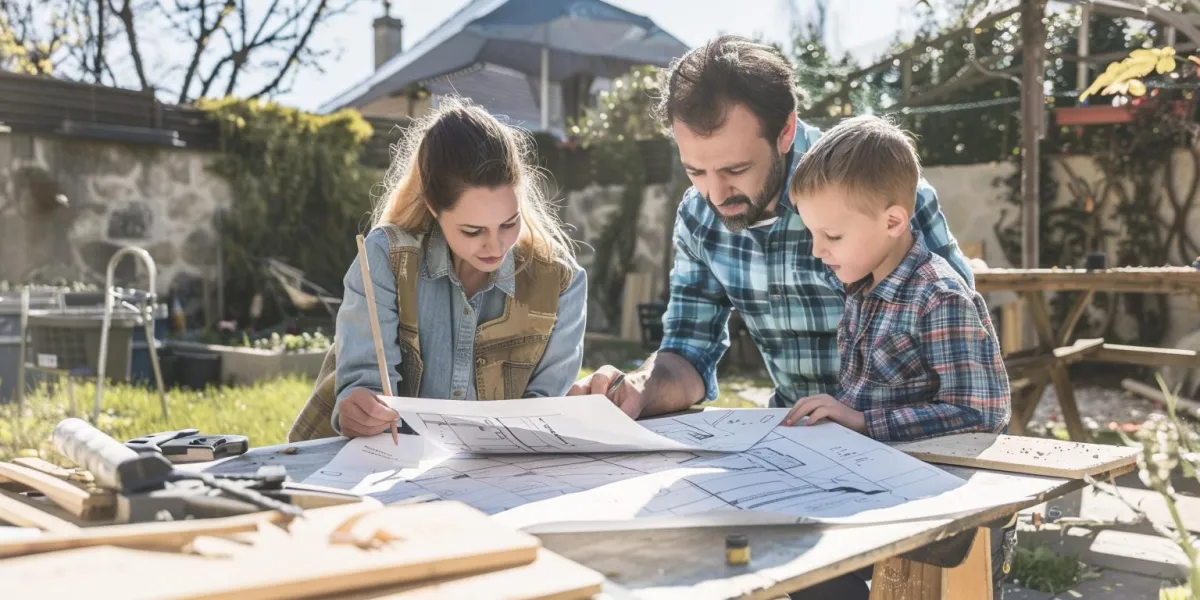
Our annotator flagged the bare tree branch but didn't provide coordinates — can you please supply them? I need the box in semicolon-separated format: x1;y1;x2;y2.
250;0;329;99
176;0;238;103
111;0;150;89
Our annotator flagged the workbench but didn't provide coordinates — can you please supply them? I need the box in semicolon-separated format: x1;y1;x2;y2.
975;267;1200;441
201;435;1137;600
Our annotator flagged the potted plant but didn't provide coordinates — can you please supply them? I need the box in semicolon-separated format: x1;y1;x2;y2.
1054;47;1196;127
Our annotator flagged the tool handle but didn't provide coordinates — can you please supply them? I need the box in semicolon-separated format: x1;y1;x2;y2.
52;418;140;490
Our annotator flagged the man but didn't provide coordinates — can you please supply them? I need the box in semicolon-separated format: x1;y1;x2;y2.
569;35;974;417
568;35;1011;599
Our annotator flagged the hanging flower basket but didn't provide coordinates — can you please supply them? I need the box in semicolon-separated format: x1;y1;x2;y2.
1054;98;1191;126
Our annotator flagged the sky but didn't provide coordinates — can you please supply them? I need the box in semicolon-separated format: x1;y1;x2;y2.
248;0;938;112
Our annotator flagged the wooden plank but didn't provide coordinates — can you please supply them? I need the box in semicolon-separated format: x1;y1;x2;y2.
870;552;941;599
340;549;604;600
1004;338;1104;373
940;528;993;599
0;462;91;517
1094;344;1200;369
974;267;1200;294
0;489;81;534
1054;337;1104;359
0;507;289;558
869;527;993;600
1010;371;1050;436
1000;300;1024;355
1027;291;1089;442
890;433;1137;478
3;501;540;600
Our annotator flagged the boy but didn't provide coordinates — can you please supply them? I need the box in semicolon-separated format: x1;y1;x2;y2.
781;115;1011;441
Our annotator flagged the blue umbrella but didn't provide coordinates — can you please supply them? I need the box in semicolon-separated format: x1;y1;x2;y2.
322;0;687;128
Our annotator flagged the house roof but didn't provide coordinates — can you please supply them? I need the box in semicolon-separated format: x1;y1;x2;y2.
320;0;687;113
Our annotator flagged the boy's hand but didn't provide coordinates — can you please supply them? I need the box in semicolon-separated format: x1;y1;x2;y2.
783;394;867;433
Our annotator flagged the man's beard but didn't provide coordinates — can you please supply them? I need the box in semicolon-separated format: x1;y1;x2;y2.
705;150;787;233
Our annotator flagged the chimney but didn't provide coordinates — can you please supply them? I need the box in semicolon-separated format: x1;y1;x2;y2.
373;15;404;69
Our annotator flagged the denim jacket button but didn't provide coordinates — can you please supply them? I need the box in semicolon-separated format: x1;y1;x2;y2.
476;357;486;366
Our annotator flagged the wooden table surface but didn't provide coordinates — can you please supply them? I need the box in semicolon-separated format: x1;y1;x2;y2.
200;437;1136;600
974;266;1200;294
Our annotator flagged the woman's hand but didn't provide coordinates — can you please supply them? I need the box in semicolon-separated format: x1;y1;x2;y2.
338;388;401;438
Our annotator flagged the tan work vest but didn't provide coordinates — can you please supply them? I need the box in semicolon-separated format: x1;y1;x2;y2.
287;225;572;442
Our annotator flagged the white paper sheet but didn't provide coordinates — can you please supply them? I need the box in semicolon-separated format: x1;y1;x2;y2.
300;418;1041;533
299;431;436;492
0;526;41;541
384;395;786;454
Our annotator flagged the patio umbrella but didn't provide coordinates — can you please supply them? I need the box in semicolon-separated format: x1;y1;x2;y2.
322;0;688;129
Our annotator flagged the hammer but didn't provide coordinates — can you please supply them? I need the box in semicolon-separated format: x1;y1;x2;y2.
53;418;304;521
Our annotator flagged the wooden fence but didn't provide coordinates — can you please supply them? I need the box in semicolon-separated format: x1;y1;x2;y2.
0;71;676;187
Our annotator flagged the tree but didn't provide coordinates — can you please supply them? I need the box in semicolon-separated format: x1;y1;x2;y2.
0;0;369;104
0;1;72;76
790;0;880;118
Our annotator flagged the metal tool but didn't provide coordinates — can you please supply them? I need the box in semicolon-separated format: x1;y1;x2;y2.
125;429;249;463
95;246;168;421
52;418;303;521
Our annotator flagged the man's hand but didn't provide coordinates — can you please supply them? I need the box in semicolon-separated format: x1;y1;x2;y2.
338;388;401;438
569;365;647;419
783;394;866;433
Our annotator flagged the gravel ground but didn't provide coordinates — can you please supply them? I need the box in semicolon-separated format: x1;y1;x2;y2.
1023;380;1200;438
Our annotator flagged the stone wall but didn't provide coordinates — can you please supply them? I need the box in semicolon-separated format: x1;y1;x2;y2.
560;179;684;332
0;133;232;306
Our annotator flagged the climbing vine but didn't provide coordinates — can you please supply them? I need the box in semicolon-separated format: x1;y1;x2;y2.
199;97;377;326
568;65;663;330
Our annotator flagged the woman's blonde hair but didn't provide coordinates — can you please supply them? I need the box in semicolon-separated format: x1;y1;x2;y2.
372;96;575;266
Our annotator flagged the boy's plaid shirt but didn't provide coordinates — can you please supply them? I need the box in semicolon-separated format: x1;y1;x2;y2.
658;120;976;408
836;233;1011;441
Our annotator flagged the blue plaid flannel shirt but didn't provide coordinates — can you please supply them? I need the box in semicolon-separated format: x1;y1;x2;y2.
838;232;1010;441
659;120;976;408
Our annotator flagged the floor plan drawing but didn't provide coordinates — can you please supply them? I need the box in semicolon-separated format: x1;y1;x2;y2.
641;409;788;452
387;395;787;454
301;419;1032;532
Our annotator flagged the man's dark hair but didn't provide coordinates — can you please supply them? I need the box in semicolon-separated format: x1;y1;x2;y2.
654;35;798;142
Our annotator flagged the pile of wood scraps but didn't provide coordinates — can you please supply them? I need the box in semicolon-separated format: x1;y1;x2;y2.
0;457;604;600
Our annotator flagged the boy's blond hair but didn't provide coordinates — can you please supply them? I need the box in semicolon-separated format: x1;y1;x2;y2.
789;115;921;215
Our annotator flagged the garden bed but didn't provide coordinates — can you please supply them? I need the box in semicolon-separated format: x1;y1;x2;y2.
168;333;327;386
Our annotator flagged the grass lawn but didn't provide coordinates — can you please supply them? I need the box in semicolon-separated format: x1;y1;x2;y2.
0;368;771;463
0;377;315;464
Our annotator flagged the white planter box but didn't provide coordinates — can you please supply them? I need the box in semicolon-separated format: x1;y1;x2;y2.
168;341;326;385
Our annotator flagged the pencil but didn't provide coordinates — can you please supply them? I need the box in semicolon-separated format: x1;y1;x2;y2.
356;234;399;446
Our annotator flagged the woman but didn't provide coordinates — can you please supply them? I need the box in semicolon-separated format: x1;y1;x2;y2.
289;97;587;441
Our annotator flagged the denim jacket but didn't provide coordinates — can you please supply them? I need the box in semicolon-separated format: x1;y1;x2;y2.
330;226;588;433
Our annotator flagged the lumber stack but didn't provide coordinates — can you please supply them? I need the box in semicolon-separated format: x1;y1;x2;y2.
0;458;604;600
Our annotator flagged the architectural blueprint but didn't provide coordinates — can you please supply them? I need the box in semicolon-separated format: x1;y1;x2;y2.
301;418;1041;532
385;395;786;454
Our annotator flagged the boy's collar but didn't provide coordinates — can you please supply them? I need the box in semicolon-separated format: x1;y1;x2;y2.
849;231;930;303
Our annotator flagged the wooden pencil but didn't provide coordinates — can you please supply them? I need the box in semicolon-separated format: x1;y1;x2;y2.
355;234;399;445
